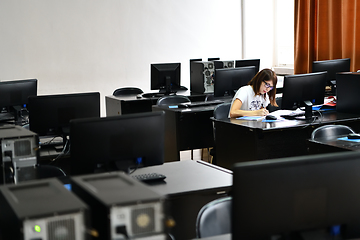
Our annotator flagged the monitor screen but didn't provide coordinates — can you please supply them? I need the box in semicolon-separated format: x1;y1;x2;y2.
232;151;360;240
28;92;100;138
69;111;165;175
0;79;37;121
312;58;350;86
214;66;256;97
151;63;181;94
281;72;327;112
235;59;260;73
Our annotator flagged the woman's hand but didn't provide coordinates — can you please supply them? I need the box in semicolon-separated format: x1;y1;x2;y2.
254;108;269;116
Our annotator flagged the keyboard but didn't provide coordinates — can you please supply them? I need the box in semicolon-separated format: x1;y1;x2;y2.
280;112;306;119
180;100;225;108
131;173;166;183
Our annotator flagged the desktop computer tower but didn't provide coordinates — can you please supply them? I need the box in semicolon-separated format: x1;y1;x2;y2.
213;60;234;69
0;125;39;184
71;172;167;240
190;61;216;94
0;178;89;240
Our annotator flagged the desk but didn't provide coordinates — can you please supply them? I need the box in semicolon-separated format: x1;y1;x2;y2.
152;104;219;161
212;111;360;170
131;160;232;240
308;135;360;154
105;91;207;116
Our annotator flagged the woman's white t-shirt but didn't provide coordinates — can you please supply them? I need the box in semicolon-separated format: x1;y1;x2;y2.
228;85;270;117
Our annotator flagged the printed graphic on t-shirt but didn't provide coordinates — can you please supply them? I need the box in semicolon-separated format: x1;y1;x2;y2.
249;100;261;110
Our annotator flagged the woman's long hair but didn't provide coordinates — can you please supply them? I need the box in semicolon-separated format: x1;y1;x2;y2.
248;68;278;107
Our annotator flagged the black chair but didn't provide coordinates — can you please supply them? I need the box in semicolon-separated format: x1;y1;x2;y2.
210;102;231;164
311;124;355;140
196;196;232;238
156;95;190;106
113;87;143;96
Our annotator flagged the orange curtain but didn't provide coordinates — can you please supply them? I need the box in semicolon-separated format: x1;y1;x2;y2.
294;0;360;74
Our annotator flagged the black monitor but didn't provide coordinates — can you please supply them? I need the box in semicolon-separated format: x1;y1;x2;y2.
69;111;165;175
235;59;260;73
312;58;350;86
151;63;181;95
0;79;37;123
214;66;256;97
28;92;100;142
232;151;360;240
336;72;360;114
281;72;327;119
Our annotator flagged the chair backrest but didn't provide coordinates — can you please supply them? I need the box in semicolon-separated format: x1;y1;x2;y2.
213;102;231;119
311;124;355;140
196;196;232;238
156;95;191;106
113;87;143;96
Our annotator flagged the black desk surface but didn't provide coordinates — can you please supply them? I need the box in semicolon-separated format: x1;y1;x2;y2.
308;134;360;153
215;111;360;131
212;111;360;169
131;160;232;240
131;160;232;196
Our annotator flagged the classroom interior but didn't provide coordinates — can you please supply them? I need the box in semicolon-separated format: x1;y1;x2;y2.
1;1;360;240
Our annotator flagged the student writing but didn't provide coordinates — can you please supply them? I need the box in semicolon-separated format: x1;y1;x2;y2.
229;68;278;118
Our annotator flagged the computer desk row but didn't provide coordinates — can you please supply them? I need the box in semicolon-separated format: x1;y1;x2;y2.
213;110;360;170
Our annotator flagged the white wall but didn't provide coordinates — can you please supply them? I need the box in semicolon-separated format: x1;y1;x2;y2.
0;0;242;116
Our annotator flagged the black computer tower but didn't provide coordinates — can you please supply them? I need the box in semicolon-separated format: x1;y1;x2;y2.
0;178;89;240
190;61;216;94
213;60;235;69
0;125;39;184
71;172;167;240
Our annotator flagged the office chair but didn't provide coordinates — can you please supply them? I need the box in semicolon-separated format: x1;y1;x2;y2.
156;95;190;106
210;102;231;164
196;196;232;238
311;124;355;140
113;87;143;96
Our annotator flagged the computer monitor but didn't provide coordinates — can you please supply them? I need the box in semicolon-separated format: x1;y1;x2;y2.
0;79;37;123
312;58;350;87
69;111;165;175
336;72;360;114
281;72;327;119
232;151;360;240
214;66;256;97
28;92;100;142
151;63;181;95
235;59;260;73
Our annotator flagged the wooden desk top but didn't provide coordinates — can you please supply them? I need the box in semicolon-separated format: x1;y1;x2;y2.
130;160;232;197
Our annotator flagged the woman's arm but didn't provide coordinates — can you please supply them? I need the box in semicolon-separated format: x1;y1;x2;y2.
229;99;269;118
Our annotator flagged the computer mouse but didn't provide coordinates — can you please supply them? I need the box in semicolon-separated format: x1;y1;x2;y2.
347;133;360;139
265;115;277;120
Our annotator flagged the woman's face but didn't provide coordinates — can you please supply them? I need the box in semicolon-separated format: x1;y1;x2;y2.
260;79;274;95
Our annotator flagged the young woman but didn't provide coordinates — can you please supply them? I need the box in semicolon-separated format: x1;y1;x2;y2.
229;68;278;118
